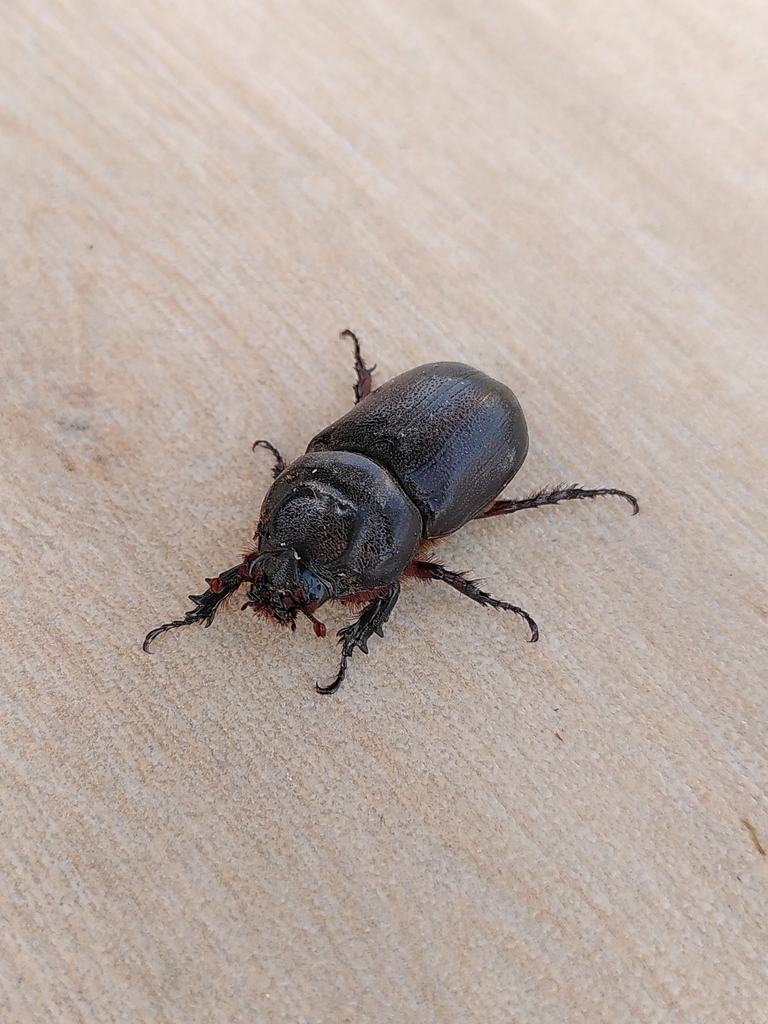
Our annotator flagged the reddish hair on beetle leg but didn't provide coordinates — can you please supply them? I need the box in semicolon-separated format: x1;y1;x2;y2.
403;560;439;581
402;538;446;581
339;587;389;608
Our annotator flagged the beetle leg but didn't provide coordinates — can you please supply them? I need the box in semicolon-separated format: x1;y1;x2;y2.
413;562;539;642
475;484;639;519
317;582;400;694
143;564;247;651
340;329;376;404
252;439;287;479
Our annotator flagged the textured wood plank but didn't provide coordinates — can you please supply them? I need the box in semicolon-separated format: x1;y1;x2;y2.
1;1;766;1021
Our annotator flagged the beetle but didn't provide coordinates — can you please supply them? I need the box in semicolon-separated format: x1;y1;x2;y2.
144;330;638;693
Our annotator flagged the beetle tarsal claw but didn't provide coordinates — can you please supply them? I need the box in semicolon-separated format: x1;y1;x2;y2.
474;484;640;522
142;565;247;652
252;438;287;478
316;653;347;695
315;584;401;693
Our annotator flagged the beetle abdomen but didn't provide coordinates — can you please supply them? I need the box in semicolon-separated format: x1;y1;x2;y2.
307;362;528;537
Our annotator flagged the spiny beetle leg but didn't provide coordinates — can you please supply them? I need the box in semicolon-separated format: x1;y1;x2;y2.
340;329;376;404
475;485;639;520
316;582;400;694
252;439;287;479
414;561;538;642
143;564;246;651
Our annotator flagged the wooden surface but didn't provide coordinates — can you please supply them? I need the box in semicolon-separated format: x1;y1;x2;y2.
2;1;767;1021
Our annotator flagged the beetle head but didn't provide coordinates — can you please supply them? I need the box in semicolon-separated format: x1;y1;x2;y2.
244;548;330;635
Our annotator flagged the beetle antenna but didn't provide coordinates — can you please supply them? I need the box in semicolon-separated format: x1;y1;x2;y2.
302;609;327;638
143;564;247;652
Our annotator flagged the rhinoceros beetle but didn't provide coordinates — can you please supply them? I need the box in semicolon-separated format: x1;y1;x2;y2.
144;331;638;693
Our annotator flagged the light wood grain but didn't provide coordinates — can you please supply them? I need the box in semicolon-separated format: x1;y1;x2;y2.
2;1;767;1021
